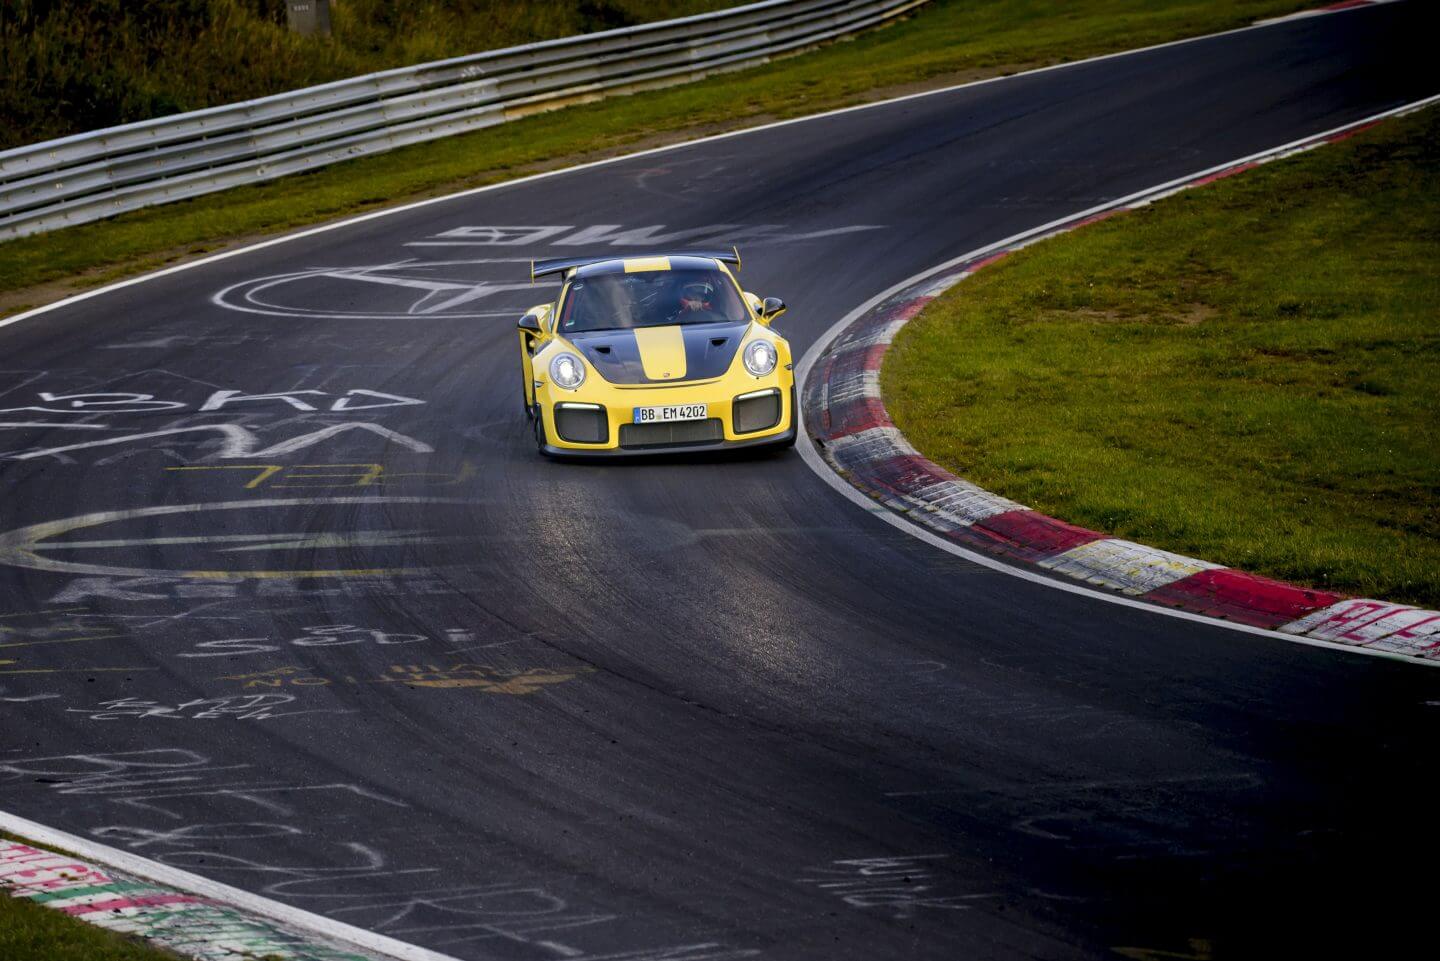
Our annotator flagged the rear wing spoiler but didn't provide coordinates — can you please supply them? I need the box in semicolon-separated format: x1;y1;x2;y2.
530;247;741;282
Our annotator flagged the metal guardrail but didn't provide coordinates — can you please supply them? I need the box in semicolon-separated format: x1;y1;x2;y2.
0;0;929;240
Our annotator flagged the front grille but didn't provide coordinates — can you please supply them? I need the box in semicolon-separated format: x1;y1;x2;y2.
619;418;724;449
554;406;608;444
733;390;781;434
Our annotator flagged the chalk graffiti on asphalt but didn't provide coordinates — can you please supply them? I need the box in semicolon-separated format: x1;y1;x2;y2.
405;223;885;247
179;624;429;658
0;748;406;819
67;694;350;722
3;421;434;464
0;375;433;465
212;258;557;320
795;856;997;919
0;387;424;416
218;662;590;694
1;749;757;957
0;497;472;580
46;573;461;603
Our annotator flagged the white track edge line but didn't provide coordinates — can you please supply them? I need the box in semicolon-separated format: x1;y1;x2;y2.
0;0;1396;334
0;809;465;961
793;92;1440;670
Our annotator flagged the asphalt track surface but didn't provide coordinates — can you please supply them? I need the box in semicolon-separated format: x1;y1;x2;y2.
2;5;1438;959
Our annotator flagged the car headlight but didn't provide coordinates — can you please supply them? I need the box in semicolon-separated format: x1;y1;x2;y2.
742;339;778;376
549;352;586;390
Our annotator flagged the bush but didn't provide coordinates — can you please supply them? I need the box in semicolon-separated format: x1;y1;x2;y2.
0;0;730;148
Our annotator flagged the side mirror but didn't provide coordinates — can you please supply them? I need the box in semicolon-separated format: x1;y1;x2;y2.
759;297;787;323
517;313;543;333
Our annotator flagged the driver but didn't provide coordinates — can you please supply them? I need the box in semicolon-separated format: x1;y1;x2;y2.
678;279;714;314
673;278;720;322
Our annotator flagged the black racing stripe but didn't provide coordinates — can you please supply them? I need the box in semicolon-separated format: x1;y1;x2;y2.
570;329;647;384
569;321;750;385
681;321;749;380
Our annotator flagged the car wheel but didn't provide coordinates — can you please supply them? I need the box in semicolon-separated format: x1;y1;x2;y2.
780;388;799;448
533;410;549;454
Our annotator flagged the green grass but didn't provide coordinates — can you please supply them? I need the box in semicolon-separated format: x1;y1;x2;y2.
0;0;1311;313
883;107;1440;607
0;891;181;961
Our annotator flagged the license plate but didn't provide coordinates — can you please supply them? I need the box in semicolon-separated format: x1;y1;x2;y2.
632;404;707;424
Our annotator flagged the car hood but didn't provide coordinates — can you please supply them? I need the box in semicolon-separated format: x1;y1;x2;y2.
566;321;751;385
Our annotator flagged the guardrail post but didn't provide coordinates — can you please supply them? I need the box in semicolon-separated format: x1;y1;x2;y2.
286;0;331;36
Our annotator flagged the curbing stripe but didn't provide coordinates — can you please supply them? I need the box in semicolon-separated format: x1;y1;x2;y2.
1146;568;1345;630
1254;0;1395;25
1281;600;1440;656
1187;160;1260;188
0;839;378;960
0;820;466;961
973;510;1108;563
1039;539;1223;596
826;425;917;468
799;93;1440;664
62;893;211;916
865;455;1027;527
819;393;896;441
29;881;157;905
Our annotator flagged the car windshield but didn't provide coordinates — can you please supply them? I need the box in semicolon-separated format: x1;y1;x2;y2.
557;268;749;333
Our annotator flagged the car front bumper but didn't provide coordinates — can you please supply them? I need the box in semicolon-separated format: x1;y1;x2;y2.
537;383;796;457
540;423;796;458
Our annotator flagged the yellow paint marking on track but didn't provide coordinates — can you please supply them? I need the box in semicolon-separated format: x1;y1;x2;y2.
167;465;285;488
623;256;670;273
271;464;385;488
634;326;688;380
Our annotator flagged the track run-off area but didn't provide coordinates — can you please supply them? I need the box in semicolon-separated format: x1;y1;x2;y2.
1;4;1437;958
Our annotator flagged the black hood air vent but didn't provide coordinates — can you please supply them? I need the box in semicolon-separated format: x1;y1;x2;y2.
567;321;751;384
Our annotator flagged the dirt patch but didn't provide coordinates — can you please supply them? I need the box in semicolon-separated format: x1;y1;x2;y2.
1063;308;1126;324
1175;303;1216;325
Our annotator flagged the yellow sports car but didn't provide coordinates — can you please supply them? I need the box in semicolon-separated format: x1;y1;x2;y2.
517;250;796;456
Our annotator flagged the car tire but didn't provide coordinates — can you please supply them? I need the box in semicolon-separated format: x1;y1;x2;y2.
780;388;799;448
533;410;549;455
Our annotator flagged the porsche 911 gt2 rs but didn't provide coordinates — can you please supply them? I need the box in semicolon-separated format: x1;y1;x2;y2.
517;249;797;456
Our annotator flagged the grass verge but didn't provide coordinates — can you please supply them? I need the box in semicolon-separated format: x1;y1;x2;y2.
0;0;1312;318
0;888;181;961
0;831;180;960
882;107;1440;607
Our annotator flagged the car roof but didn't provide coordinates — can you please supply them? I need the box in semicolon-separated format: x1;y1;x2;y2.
571;255;723;278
